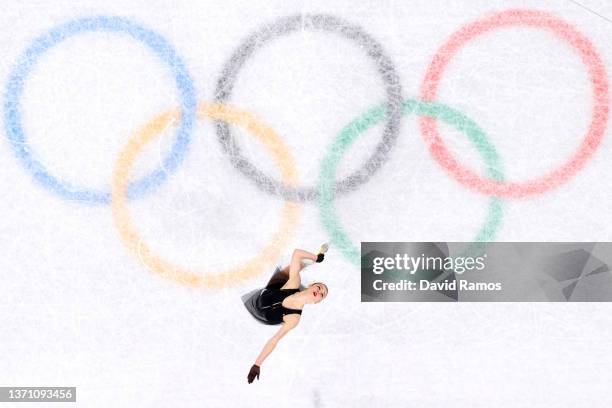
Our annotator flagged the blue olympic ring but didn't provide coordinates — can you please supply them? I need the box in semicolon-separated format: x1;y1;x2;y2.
3;16;197;204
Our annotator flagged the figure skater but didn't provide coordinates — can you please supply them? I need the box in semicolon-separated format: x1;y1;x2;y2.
243;244;329;384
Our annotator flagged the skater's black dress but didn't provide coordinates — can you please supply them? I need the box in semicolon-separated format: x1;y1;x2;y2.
242;267;303;325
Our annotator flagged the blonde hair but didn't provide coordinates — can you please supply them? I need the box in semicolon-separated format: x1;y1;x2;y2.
311;282;328;296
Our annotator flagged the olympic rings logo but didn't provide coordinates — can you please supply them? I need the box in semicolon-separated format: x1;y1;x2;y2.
3;10;609;286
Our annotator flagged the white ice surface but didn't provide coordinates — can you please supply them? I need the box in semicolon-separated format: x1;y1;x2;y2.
1;0;612;407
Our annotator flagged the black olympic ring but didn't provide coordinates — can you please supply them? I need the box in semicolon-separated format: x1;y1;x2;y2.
214;13;403;202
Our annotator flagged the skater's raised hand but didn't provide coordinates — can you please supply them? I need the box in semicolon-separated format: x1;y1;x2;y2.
247;364;260;384
316;242;329;263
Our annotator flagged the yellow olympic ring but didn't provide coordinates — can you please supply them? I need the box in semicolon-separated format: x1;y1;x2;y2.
111;103;301;288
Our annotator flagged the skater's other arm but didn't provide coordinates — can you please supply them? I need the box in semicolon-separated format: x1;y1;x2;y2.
254;315;299;366
291;248;318;266
285;249;318;286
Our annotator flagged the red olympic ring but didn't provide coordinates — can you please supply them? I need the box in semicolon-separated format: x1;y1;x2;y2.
419;9;610;198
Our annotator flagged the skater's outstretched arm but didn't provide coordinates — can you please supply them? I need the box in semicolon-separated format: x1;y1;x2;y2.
248;316;300;383
255;315;299;366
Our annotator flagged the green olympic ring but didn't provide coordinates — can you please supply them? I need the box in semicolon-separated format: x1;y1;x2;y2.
317;99;505;266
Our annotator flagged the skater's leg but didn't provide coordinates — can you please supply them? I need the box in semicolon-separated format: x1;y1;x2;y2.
265;267;290;290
